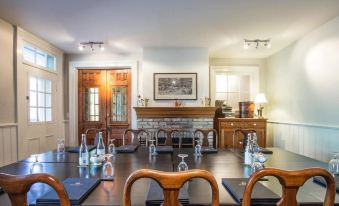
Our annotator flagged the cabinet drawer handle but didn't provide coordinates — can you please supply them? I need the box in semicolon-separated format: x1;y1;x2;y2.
253;123;257;126
230;123;234;126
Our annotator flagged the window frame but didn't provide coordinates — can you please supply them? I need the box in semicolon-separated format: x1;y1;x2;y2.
28;75;53;124
22;43;57;73
210;66;259;109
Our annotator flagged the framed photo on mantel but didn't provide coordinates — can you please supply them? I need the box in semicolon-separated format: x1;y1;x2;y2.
153;73;197;100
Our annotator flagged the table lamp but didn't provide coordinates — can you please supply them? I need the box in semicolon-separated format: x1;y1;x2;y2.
254;93;267;118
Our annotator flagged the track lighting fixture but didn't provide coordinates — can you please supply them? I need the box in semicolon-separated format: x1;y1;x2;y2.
243;39;271;49
78;41;105;52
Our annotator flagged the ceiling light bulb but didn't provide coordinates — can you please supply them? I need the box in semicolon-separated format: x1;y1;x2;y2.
100;45;105;51
243;42;249;50
78;45;84;51
266;42;271;48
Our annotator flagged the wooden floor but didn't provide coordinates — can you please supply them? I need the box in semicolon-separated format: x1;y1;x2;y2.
0;147;337;205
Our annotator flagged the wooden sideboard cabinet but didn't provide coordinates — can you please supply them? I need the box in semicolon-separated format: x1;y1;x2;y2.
216;118;267;149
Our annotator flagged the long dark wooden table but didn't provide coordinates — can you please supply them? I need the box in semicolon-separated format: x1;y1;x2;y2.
0;147;337;205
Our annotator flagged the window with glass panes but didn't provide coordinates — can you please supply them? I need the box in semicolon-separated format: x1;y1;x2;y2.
29;76;52;122
23;44;56;71
215;74;251;109
85;88;100;121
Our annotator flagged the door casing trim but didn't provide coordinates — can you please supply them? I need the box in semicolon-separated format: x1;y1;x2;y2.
69;61;138;146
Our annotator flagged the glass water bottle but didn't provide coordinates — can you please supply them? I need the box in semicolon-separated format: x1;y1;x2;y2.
96;132;106;156
79;134;89;166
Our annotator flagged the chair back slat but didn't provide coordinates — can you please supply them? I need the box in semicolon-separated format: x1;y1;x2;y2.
242;167;336;206
0;173;71;206
123;129;148;146
123;169;219;206
194;129;218;148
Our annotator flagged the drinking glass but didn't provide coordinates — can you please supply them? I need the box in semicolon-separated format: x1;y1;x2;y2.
102;154;114;180
329;152;339;176
30;154;43;174
194;140;202;157
108;139;116;155
177;154;189;172
251;161;263;173
149;139;157;156
251;133;260;154
57;138;65;154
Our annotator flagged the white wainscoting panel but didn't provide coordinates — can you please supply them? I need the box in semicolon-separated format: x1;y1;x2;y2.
268;121;339;162
0;124;18;167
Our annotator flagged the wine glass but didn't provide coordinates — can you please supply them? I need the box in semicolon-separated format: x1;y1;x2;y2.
251;161;263;174
102;154;114;180
194;140;202;157
30;154;43;174
57;138;65;154
251;133;260;154
149;139;157;156
108;139;116;155
177;154;189;172
329;152;339;176
251;152;267;172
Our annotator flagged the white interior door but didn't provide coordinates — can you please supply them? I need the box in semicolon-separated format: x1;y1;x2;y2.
17;68;60;159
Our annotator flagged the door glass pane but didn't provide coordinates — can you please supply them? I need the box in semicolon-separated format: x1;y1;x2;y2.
38;92;45;107
45;80;52;93
29;76;37;91
30;91;37;107
111;87;127;122
38;79;45;92
30;107;37;122
46;94;52;107
38;108;45;122
85;87;99;121
46;108;52;122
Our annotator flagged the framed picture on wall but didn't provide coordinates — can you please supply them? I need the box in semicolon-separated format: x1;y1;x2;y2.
153;73;197;100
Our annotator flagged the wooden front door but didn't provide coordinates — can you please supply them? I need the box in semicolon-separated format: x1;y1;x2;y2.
78;69;131;145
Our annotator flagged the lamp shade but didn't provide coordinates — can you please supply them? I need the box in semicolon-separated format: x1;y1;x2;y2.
254;93;267;104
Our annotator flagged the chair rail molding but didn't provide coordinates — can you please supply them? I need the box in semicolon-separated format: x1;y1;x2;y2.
267;120;339;162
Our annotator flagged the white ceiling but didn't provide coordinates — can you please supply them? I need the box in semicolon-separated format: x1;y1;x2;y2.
0;0;338;58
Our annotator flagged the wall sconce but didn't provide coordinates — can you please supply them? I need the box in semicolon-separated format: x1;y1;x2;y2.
243;39;271;49
78;41;105;52
254;93;268;118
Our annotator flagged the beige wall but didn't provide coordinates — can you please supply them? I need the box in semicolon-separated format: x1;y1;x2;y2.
0;18;15;123
266;16;339;161
142;47;209;107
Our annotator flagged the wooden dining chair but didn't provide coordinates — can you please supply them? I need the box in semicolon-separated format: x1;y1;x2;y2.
155;129;180;147
232;129;256;150
123;169;219;206
242;167;336;206
194;129;218;148
0;173;70;206
85;127;110;145
122;129;148;146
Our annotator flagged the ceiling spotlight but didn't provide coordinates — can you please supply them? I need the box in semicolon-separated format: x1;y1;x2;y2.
99;44;105;51
243;41;250;50
78;45;84;51
243;39;271;49
78;41;105;52
266;42;271;48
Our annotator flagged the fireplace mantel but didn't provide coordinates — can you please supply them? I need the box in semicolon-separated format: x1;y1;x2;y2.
134;107;216;118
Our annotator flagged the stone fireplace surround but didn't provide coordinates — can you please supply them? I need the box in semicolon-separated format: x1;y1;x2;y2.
134;107;216;147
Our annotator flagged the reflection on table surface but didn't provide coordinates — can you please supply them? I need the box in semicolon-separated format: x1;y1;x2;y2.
0;147;337;206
